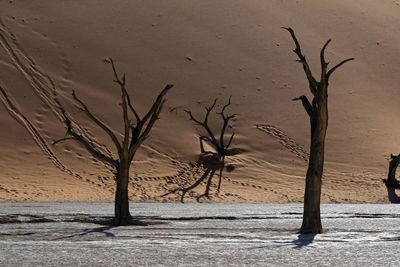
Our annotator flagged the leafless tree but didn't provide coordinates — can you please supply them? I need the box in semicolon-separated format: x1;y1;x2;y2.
162;97;237;202
283;27;354;234
382;154;400;203
54;58;173;225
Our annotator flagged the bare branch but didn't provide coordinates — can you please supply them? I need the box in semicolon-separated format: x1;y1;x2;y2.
283;27;318;95
141;84;174;125
186;99;218;125
72;90;122;154
327;58;355;79
185;99;219;152
204;99;217;124
128;84;173;159
125;91;141;125
185;110;204;125
219;95;232;119
107;57;124;86
320;39;331;79
225;133;235;151
218;96;237;152
292;95;313;117
106;58;141;126
137;99;164;143
57;106;118;167
121;92;130;149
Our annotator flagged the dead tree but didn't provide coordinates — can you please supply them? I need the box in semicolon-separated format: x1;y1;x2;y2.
162;97;237;202
55;58;173;225
186;97;237;193
284;27;354;234
382;154;400;203
383;153;400;188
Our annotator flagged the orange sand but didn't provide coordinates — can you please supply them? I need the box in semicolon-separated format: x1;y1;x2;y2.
0;0;397;203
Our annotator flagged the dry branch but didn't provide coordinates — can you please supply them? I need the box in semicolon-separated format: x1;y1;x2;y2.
57;106;118;167
185;97;236;156
72;90;122;154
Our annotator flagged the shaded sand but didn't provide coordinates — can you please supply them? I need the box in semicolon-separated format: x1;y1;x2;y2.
0;0;397;203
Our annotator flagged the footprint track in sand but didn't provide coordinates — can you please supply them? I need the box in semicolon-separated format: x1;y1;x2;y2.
0;19;207;196
57;55;73;91
0;20;286;200
225;177;277;194
0;19;116;182
0;185;12;194
255;123;309;162
13;16;74;92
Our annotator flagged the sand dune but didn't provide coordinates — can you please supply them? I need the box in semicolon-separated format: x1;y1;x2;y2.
0;0;398;203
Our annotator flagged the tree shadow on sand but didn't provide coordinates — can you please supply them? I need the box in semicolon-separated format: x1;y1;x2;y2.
51;216;149;241
161;150;241;203
247;233;317;250
52;225;116;240
161;153;224;203
292;233;317;248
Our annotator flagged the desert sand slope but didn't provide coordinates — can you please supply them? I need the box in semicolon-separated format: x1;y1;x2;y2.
0;0;399;203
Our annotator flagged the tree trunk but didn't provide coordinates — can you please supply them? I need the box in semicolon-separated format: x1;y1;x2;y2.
114;160;132;226
385;154;400;188
283;27;353;234
383;154;400;203
300;91;327;234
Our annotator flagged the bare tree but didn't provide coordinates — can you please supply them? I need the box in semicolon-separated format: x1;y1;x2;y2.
186;96;237;190
283;27;354;234
162;97;237;202
382;154;400;203
55;58;173;225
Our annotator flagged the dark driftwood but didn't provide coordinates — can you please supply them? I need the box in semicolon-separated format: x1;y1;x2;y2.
284;27;353;234
55;58;173;225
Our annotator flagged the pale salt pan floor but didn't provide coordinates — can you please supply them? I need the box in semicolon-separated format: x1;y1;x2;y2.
1;203;400;266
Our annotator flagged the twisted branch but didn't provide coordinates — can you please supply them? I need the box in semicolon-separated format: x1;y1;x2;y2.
283;27;354;93
186;97;236;156
56;106;118;167
72;90;122;154
282;27;318;95
107;58;141;125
